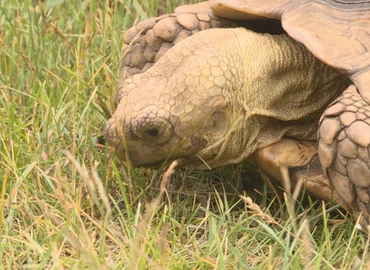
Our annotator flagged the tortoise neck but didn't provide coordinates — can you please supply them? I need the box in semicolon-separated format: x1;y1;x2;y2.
215;29;350;165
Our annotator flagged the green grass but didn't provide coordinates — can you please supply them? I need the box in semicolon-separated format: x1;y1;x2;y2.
0;0;369;269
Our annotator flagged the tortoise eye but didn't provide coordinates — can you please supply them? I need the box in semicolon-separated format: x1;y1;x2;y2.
146;128;159;137
131;117;173;145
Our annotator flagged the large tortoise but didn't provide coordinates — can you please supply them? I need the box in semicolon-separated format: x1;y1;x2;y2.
104;0;370;229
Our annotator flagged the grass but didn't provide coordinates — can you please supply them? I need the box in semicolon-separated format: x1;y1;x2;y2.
0;0;369;269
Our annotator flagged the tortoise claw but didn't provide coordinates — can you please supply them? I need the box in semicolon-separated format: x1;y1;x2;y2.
250;138;343;205
319;85;370;229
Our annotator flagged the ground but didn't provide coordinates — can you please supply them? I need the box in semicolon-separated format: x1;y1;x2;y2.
0;0;369;269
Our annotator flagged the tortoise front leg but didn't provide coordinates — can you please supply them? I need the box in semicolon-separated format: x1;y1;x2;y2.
319;85;370;230
121;10;238;79
120;5;283;79
250;138;344;206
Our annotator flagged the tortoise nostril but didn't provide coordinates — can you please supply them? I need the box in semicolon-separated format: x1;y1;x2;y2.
147;128;159;137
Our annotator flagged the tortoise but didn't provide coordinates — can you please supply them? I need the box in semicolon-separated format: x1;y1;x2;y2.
104;0;370;229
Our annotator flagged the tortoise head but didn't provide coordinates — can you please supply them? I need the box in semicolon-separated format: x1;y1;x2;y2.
104;29;243;168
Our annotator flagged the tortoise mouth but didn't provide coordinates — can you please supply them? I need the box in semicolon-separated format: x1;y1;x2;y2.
114;138;220;169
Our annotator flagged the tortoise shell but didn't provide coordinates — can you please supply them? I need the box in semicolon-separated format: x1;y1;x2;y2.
209;0;370;103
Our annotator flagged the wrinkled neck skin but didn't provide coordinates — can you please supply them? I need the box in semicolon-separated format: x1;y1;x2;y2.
105;28;350;169
203;29;350;168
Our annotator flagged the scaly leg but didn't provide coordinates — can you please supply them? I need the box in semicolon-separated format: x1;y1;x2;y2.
319;85;370;229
